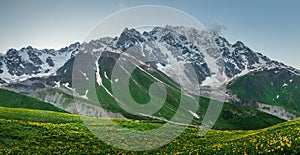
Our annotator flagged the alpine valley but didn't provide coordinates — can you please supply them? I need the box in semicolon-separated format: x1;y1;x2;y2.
0;26;300;154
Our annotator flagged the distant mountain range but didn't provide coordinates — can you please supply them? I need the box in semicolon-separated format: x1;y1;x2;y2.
0;25;299;124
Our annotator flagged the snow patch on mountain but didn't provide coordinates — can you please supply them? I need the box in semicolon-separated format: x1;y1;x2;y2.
188;110;200;119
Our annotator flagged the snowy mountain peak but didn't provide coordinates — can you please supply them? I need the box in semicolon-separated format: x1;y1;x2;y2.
110;26;300;85
0;42;80;83
232;41;246;49
116;28;145;50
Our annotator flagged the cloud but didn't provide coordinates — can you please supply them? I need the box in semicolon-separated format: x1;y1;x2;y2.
206;22;227;35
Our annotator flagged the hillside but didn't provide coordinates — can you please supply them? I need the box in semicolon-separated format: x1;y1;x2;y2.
72;50;284;130
0;107;299;154
0;49;284;130
228;68;300;119
0;88;66;113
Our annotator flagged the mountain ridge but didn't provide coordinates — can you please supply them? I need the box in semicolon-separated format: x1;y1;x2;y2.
1;26;299;85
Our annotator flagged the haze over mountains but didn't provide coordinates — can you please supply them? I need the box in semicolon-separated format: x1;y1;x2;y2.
0;25;299;122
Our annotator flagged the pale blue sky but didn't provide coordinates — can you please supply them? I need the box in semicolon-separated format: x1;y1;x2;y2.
0;0;299;68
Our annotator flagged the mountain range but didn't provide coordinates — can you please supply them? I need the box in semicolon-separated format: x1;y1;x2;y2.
0;25;299;125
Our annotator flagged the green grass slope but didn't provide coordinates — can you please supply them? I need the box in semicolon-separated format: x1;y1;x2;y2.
93;51;284;130
214;101;284;130
0;107;299;154
228;68;300;116
0;88;66;113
